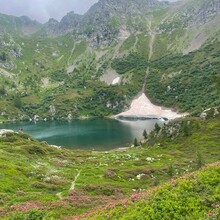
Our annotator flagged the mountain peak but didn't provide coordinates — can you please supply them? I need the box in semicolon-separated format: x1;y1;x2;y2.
19;16;41;26
47;18;59;24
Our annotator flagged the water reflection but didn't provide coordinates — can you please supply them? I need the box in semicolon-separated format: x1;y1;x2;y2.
117;119;165;140
0;118;163;150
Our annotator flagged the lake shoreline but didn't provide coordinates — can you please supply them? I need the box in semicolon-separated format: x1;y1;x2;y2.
0;113;169;124
0;118;163;150
0;93;187;124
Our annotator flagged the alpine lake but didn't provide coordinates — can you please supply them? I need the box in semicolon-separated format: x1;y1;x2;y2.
0;118;164;150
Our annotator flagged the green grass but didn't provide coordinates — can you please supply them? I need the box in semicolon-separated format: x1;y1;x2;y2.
0;112;220;219
88;162;220;220
136;34;150;59
119;34;136;53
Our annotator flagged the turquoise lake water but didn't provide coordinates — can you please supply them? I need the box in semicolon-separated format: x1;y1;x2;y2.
0;119;164;150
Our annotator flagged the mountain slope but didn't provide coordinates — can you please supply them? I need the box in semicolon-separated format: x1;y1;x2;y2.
0;0;220;121
87;162;220;220
0;14;42;35
156;0;220;54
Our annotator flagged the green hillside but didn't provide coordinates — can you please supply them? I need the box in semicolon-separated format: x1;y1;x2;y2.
0;108;219;219
88;162;220;220
0;0;220;121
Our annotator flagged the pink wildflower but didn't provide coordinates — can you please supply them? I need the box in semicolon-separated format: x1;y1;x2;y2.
131;194;141;201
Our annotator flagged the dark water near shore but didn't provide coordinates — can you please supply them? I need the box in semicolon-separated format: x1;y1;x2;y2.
0;119;164;150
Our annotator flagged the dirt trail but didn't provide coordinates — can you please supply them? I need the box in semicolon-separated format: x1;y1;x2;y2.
57;55;64;62
142;67;149;92
147;20;156;61
56;192;63;200
133;35;138;50
142;19;156;92
56;169;81;200
70;169;81;191
67;42;76;66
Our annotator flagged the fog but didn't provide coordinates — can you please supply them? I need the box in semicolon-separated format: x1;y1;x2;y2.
0;0;98;23
0;0;178;23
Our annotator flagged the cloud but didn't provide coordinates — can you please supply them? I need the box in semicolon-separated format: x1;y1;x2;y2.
0;0;178;23
0;0;98;23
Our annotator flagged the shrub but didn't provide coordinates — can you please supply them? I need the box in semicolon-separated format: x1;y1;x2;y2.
9;210;44;220
24;145;46;155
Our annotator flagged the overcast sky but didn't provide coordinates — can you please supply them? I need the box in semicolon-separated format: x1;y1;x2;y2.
0;0;178;24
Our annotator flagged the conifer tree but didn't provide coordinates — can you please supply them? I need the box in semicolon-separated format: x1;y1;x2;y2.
154;123;161;133
133;138;138;146
143;129;148;139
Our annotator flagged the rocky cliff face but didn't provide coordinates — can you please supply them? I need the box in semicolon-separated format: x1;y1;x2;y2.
156;0;220;37
59;12;82;34
186;0;220;26
79;0;168;45
42;12;82;36
42;0;169;46
2;0;219;45
42;18;59;35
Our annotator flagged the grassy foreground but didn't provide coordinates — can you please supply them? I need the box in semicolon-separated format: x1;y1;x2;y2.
0;111;219;219
86;162;220;220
